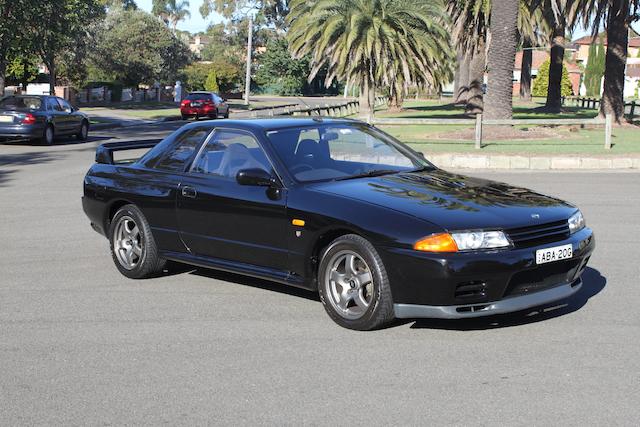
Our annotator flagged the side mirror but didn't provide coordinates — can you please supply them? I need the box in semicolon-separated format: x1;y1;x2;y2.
236;168;276;187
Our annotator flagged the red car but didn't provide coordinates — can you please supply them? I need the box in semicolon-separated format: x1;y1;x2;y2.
180;92;230;120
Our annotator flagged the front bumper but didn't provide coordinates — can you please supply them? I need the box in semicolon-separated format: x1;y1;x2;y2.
381;227;595;317
395;277;582;319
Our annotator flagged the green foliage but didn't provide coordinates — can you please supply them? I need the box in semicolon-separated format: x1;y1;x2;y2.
254;38;309;95
584;36;605;96
287;0;453;112
152;0;191;30
199;0;289;29
205;69;219;92
91;7;192;87
532;59;573;97
5;55;39;85
181;62;211;91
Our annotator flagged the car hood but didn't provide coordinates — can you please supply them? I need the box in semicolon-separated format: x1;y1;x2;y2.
309;169;576;231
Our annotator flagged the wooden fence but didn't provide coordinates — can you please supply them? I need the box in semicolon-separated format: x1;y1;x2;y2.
371;114;613;150
568;96;638;122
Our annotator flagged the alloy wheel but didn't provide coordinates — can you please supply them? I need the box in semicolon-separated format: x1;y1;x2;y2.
113;215;143;270
324;250;374;320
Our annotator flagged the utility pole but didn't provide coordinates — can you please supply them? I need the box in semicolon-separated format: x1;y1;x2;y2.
244;13;254;106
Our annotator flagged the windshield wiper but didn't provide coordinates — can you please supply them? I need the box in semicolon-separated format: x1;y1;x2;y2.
334;169;400;181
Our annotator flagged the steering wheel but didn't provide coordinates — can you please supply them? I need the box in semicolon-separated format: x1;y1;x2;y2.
290;163;314;175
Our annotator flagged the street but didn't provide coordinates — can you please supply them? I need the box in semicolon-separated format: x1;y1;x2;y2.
1;123;638;425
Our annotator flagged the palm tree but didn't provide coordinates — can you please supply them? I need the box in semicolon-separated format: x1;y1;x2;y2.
287;0;452;117
569;0;640;122
448;0;490;111
153;0;191;31
517;1;548;100
484;0;521;119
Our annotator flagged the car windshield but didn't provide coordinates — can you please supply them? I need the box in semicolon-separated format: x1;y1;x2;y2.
0;96;42;110
266;123;432;183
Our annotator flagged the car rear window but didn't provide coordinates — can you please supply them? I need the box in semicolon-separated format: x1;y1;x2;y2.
154;128;211;172
0;96;43;110
186;93;212;101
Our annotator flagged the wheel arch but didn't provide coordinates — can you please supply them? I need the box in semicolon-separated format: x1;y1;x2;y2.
308;226;368;288
104;199;136;232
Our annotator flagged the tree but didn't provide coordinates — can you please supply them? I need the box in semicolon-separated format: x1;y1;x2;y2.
518;1;549;100
532;59;573;96
205;69;219;92
32;0;106;94
484;0;520;119
448;0;490;111
90;8;192;87
200;0;289;29
569;0;640;122
584;36;605;96
0;0;33;95
287;0;452;117
153;0;191;31
254;37;310;95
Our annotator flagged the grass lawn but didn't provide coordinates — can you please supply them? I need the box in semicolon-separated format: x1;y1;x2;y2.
373;98;639;155
380;125;640;155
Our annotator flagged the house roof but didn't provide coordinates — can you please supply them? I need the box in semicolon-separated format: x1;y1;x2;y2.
573;35;640;48
514;50;582;73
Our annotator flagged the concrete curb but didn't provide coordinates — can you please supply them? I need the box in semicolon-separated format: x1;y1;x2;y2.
424;153;640;170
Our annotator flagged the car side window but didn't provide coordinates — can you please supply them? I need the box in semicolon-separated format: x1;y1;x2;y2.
47;98;63;111
155;128;211;172
191;130;271;179
58;98;73;113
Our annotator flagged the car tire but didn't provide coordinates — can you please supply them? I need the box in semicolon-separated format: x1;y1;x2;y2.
318;234;395;330
181;114;188;121
223;110;229;119
76;120;89;140
109;204;166;279
209;108;218;119
41;124;54;145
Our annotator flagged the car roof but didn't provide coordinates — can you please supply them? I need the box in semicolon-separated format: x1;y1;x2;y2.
182;117;363;132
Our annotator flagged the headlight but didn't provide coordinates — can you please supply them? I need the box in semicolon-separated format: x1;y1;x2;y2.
568;211;585;234
414;231;510;253
451;231;511;251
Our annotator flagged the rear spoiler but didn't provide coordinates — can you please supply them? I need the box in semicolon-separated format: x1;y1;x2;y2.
95;139;161;164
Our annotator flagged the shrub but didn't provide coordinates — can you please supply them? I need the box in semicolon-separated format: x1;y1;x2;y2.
532;59;573;97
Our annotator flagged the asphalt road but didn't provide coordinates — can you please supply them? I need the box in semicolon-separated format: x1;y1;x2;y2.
1;123;639;425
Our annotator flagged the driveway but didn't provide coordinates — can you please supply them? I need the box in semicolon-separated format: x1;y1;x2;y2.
1;124;638;425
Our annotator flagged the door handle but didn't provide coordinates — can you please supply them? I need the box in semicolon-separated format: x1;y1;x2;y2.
181;186;197;198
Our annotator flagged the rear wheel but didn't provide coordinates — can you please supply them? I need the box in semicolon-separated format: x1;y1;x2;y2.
318;234;395;330
109;204;166;279
76;120;89;140
41;124;54;145
223;109;229;119
181;114;188;120
209;108;218;119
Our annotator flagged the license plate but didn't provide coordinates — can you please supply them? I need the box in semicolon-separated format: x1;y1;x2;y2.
536;244;573;264
191;102;202;107
0;115;13;123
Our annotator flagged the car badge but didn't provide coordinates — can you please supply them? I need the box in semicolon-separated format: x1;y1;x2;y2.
531;213;540;219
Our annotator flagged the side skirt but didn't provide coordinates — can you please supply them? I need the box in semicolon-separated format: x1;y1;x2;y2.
160;250;314;291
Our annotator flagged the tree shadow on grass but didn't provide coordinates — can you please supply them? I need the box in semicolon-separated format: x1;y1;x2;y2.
405;267;605;331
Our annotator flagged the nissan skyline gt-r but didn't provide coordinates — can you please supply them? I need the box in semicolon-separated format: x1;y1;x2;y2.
82;118;595;330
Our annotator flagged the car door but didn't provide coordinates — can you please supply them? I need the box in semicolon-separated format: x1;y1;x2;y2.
57;98;82;133
45;97;65;131
176;128;289;272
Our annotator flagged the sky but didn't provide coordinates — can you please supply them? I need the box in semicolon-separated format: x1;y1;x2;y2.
136;0;224;33
136;0;640;40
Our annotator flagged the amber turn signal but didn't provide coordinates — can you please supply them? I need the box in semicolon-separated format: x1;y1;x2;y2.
413;233;459;253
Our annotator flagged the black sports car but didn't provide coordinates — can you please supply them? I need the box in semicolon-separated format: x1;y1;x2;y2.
0;95;90;144
82;118;595;330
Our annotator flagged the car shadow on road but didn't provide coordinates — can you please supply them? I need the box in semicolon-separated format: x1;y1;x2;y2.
405;267;606;331
163;262;320;302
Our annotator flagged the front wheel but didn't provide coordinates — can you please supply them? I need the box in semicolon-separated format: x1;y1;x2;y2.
76;120;89;140
109;204;166;279
41;124;54;145
318;234;395;330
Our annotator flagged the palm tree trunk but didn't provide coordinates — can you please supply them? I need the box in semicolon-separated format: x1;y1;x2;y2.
454;54;470;104
520;41;532;101
465;42;486;115
545;25;565;112
359;75;374;118
600;0;629;123
484;0;519;120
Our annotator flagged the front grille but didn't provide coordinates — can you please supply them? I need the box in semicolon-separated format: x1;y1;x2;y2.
506;220;570;248
504;259;581;297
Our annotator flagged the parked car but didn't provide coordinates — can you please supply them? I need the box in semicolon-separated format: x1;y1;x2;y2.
0;95;89;145
82;118;595;330
180;92;230;120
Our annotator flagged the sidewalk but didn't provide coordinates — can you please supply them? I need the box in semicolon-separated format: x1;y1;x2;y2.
424;152;640;170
